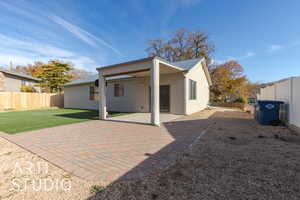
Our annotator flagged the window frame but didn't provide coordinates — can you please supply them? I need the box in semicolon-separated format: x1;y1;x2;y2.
21;80;26;86
189;79;197;100
114;83;124;97
89;85;99;101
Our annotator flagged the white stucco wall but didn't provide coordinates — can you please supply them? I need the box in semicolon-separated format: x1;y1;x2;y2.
64;83;99;110
275;80;291;103
184;62;210;115
291;77;300;128
64;73;186;114
258;77;300;130
106;73;185;114
259;85;276;100
158;73;185;114
106;78;149;112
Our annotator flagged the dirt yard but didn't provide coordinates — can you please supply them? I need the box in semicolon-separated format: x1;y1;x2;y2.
0;108;299;200
91;109;300;200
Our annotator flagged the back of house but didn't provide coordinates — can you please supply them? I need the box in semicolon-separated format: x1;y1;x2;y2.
64;57;211;115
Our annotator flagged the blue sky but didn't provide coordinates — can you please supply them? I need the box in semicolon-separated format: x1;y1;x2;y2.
0;0;299;83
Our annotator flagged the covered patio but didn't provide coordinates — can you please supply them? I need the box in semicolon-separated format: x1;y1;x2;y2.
97;57;187;126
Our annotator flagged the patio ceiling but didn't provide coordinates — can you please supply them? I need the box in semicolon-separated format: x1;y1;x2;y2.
97;57;184;78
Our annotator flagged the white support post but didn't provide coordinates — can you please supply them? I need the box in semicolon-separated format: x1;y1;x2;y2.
183;75;188;115
99;72;107;120
151;58;160;126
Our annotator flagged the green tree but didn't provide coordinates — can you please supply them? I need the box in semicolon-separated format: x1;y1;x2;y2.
37;60;73;93
146;28;214;63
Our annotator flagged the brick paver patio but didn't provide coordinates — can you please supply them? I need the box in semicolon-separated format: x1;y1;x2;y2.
0;110;215;183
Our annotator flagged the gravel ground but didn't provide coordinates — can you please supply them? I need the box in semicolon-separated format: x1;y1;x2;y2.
0;136;101;200
1;108;299;200
91;109;300;200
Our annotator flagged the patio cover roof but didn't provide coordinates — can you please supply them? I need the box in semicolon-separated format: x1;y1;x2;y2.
65;57;212;87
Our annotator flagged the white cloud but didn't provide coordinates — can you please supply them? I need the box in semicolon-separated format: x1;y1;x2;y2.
226;52;256;62
48;15;123;56
268;44;284;52
0;33;98;70
0;33;75;57
161;0;202;27
177;0;202;6
240;52;256;60
0;54;34;66
64;57;98;71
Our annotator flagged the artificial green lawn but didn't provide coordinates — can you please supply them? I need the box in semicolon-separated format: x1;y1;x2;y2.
0;109;128;134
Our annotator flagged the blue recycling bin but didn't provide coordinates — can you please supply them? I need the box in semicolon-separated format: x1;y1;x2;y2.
256;100;284;125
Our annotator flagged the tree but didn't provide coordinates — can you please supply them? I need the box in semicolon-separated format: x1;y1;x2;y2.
12;62;44;77
37;60;73;93
209;60;258;103
69;68;92;81
146;28;214;63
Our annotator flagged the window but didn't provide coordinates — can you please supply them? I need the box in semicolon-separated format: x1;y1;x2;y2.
89;85;99;101
21;80;26;86
189;79;197;100
114;83;124;97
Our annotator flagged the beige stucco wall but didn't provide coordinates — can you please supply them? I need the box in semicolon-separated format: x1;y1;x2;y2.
258;85;276;100
0;72;4;91
158;73;185;114
3;74;39;92
275;80;291;103
258;77;300;130
184;62;210;115
106;73;185;114
106;78;148;112
64;83;99;110
64;73;186;114
291;77;300;128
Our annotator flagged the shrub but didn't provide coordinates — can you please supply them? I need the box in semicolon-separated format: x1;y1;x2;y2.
90;185;106;194
20;85;37;93
234;97;246;103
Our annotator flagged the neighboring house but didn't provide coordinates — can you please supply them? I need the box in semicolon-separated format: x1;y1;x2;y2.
64;57;212;126
0;69;40;92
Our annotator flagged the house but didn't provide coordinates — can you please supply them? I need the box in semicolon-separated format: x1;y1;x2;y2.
0;69;40;92
64;57;212;126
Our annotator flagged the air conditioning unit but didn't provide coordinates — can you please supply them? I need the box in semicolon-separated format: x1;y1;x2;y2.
279;103;289;125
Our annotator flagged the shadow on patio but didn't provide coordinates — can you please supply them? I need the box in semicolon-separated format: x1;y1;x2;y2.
86;109;222;199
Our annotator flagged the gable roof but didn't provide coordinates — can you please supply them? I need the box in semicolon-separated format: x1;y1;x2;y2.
66;57;211;86
171;58;203;71
0;69;40;81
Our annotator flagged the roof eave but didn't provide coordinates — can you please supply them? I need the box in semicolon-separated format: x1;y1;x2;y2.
96;57;154;71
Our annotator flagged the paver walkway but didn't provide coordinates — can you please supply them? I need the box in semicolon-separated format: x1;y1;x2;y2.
0;109;215;183
108;113;184;124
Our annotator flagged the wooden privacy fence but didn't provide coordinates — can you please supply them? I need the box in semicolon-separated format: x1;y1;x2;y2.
0;92;64;110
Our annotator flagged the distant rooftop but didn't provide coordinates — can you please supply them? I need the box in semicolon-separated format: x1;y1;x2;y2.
0;69;40;81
